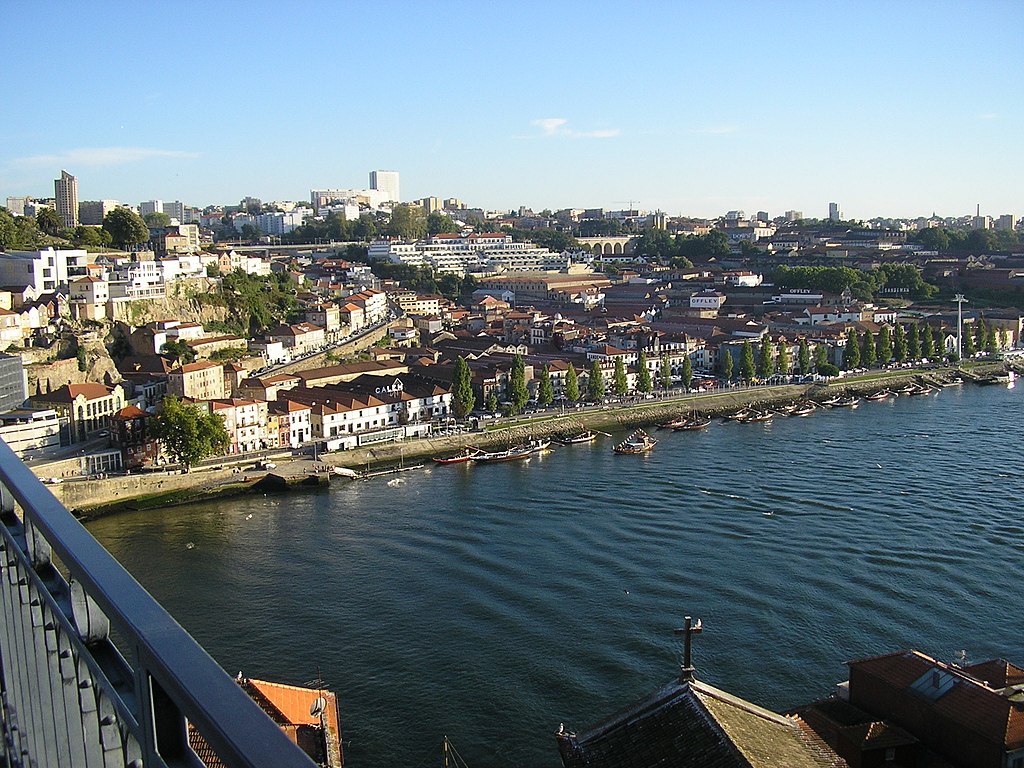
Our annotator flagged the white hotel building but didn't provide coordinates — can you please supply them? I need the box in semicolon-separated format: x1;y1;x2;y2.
367;233;569;275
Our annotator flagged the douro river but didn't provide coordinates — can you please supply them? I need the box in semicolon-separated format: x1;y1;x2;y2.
88;383;1024;767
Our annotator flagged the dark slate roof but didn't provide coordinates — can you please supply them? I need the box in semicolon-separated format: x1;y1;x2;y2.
556;679;845;768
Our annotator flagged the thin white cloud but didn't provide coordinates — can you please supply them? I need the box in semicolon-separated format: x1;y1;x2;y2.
977;112;998;120
10;147;200;168
690;124;739;135
530;118;620;139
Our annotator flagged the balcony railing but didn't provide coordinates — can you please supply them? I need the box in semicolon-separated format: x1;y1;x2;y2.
0;439;316;767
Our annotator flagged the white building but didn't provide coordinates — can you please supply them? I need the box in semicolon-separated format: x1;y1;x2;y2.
369;170;400;203
78;199;121;225
0;248;91;293
0;409;63;458
368;233;569;275
256;210;305;235
55;170;78;228
829;202;843;222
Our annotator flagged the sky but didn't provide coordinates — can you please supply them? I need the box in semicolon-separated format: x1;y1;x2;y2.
1;1;1021;221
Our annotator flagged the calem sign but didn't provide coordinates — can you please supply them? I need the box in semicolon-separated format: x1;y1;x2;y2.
374;379;404;395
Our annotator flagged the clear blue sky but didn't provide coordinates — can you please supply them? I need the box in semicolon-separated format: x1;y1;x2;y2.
2;1;1021;221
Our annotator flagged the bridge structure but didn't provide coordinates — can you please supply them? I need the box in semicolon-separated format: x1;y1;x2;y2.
0;438;316;768
575;235;638;256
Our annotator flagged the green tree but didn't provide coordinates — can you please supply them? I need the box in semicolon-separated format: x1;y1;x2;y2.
814;342;829;372
877;326;893;366
613;357;628;396
0;208;15;250
486;392;498;412
427;212;459;236
150;397;229;471
776;340;791;378
537;364;554;406
161;339;197;365
564;363;580;403
914;227;950;251
843;328;861;370
740;340;756;382
719;348;734;381
103;208;150;250
144;211;171;227
387;204;428;240
757;335;775;379
907;324;920;360
239;223;263;242
680;355;693;390
985;324;998;354
659;355;672;389
798;338;810;376
818;362;840;378
508;354;528;412
893;324;907;362
962;324;976;357
71;225;106;248
975;317;987;352
920;324;934;360
636;351;652;394
36;207;62;236
587;360;605;401
451;356;475;417
861;329;877;367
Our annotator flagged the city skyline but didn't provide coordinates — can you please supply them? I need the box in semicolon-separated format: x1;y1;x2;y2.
1;1;1021;220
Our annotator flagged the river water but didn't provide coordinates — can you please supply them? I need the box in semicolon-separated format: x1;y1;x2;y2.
87;383;1024;767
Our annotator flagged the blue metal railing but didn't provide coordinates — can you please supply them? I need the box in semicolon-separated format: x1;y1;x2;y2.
0;439;316;767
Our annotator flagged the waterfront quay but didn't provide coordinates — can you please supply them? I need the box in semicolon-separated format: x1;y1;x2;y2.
53;364;990;515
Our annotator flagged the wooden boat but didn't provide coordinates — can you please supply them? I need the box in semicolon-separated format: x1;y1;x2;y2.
791;402;816;416
827;396;860;408
672;417;712;431
893;384;917;395
740;410;773;423
473;447;533;464
523;438;551;453
723;409;753;421
657;416;690;430
907;385;933;395
864;390;893;401
819;396;843;406
557;430;598;444
432;448;482;465
613;429;657;454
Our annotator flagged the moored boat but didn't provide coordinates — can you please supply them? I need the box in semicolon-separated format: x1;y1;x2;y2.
473;447;533;464
791;402;816;416
894;384;917;395
723;409;753;421
907;385;933;395
557;430;597;444
819;396;843;406
740;410;773;423
864;390;893;401
827;396;860;408
672;416;712;431
432;448;482;465
613;429;657;454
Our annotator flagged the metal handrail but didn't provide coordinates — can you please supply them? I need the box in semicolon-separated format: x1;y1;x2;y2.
0;438;316;767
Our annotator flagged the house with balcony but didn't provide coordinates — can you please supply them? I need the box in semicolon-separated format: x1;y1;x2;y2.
168;361;226;401
209;398;269;454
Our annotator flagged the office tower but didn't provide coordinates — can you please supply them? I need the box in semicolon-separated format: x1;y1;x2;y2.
163;201;185;222
78;200;120;225
996;214;1017;231
828;202;842;222
784;210;803;222
55;170;79;228
139;201;164;217
369;170;400;203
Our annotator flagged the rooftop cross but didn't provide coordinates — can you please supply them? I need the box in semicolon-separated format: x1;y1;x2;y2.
673;615;703;682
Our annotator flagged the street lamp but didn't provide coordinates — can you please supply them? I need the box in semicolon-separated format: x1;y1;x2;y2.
953;294;968;362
